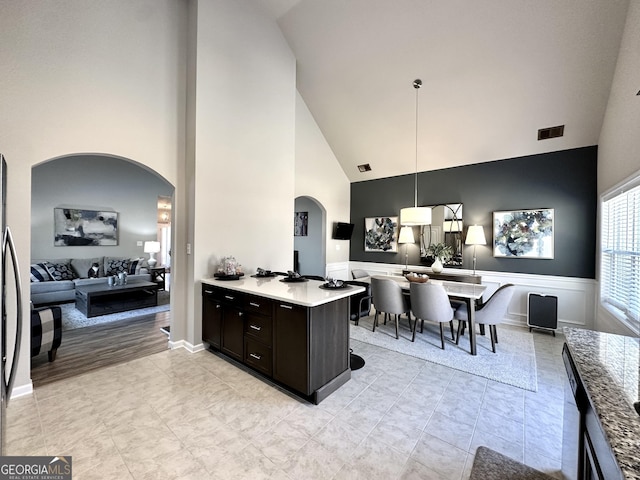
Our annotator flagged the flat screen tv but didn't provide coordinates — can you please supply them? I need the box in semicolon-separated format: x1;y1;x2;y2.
332;222;354;240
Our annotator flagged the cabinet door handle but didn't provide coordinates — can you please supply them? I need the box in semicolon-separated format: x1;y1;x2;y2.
249;353;262;360
238;312;243;317
224;295;235;301
204;290;213;294
279;304;293;310
249;302;260;308
250;324;261;331
216;304;221;309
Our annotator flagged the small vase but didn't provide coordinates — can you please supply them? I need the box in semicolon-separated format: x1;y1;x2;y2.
431;258;443;273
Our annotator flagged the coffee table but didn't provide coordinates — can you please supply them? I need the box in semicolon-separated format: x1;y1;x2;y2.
75;281;158;318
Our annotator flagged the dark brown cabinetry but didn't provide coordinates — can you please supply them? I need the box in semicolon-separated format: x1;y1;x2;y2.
202;287;222;349
202;282;351;404
202;286;244;360
243;295;273;376
273;298;350;400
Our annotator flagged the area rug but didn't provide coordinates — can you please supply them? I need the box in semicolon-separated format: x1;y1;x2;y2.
59;291;170;331
350;314;537;391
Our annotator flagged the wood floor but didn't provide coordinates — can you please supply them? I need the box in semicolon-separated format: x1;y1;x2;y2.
30;311;170;388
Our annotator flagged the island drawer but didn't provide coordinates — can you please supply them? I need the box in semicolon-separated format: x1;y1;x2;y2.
244;338;272;376
244;295;273;316
244;312;272;345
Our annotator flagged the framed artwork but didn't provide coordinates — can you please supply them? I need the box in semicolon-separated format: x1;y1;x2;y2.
364;216;398;252
294;211;308;236
493;209;554;259
54;208;119;246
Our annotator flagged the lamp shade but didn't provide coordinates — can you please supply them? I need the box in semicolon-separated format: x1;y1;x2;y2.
465;225;487;245
144;241;161;253
400;206;432;226
398;226;415;244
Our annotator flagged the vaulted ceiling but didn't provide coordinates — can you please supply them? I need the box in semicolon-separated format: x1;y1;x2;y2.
257;0;630;182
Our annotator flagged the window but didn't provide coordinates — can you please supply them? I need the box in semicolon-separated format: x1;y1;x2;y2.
600;174;640;331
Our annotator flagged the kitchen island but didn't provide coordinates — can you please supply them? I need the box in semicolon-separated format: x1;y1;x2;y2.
201;276;365;404
563;328;640;480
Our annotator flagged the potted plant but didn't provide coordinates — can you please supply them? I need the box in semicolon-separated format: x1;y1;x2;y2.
426;243;453;273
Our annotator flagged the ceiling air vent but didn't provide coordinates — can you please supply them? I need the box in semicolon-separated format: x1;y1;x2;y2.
357;163;372;172
538;125;565;141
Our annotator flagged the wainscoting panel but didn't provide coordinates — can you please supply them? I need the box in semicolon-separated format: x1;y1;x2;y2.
349;261;596;330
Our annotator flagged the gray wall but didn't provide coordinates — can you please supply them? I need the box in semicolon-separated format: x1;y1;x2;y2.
294;196;324;275
350;146;597;279
31;155;173;260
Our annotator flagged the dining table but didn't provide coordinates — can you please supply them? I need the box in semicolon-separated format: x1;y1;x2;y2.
366;275;487;355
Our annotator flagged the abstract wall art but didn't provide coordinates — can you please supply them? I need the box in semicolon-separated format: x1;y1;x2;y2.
493;209;554;258
364;216;398;252
54;208;119;246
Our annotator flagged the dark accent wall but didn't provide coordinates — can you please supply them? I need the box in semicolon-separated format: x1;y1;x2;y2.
350;146;597;279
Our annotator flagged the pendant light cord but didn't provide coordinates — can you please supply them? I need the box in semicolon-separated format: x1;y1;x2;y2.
413;79;422;208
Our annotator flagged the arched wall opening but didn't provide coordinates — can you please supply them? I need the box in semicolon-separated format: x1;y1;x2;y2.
294;196;326;276
30;153;176;376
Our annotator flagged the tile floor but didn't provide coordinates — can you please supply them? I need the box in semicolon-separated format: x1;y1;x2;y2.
9;327;566;479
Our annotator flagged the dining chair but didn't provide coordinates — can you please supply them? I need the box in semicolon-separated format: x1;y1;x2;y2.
454;283;515;353
302;275;325;281
370;277;411;339
409;282;456;347
351;269;369;279
343;280;372;326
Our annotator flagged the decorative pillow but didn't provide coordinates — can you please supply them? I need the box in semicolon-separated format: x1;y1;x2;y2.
30;263;51;282
45;262;75;281
105;258;130;276
128;257;145;275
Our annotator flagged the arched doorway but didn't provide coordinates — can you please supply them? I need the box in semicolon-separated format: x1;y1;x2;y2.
30;153;175;385
294;196;326;276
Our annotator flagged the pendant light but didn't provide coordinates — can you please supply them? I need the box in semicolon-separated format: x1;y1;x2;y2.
400;79;432;226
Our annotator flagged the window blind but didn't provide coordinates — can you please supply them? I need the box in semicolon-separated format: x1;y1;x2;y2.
601;182;640;328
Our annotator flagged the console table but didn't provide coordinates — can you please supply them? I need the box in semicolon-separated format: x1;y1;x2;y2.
402;268;482;284
75;281;158;317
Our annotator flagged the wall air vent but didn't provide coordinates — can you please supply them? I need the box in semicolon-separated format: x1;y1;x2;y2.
538;125;565;141
357;163;372;172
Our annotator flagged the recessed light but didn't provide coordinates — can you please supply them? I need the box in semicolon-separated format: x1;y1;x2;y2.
357;164;372;172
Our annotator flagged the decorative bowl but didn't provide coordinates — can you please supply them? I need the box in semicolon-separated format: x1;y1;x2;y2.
405;273;429;283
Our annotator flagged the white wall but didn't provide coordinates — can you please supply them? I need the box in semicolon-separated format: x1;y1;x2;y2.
294;92;351;271
31;155;173;260
0;0;188;394
596;1;640;335
189;0;296;346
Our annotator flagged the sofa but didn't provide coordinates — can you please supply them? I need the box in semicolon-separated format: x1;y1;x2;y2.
30;256;152;306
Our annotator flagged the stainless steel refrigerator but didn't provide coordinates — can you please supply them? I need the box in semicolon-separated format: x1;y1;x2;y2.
0;154;23;454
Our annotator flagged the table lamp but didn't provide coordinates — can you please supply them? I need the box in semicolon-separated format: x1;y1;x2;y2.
465;225;486;276
144;241;161;267
398;226;415;269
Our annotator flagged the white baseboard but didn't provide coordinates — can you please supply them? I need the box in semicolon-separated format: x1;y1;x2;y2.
169;339;205;353
11;381;33;400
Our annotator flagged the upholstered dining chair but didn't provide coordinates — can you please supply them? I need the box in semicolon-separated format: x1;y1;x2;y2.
454;283;515;353
351;269;369;279
370;277;411;339
409;282;456;347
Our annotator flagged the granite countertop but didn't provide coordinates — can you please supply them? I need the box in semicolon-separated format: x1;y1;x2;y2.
564;328;640;479
202;276;364;307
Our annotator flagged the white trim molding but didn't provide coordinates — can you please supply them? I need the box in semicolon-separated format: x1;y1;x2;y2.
350;261;596;330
